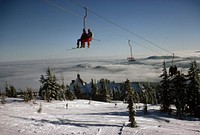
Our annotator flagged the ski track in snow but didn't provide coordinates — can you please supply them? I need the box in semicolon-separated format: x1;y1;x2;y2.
0;98;200;135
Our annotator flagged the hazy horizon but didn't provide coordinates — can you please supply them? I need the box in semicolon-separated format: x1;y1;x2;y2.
0;50;199;91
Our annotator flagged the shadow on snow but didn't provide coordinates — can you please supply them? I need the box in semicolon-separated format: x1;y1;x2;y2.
9;115;122;128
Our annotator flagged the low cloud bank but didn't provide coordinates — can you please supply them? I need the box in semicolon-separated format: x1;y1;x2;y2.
0;52;199;91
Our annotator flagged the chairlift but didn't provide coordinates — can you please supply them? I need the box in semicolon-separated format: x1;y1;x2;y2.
76;7;93;48
127;40;135;62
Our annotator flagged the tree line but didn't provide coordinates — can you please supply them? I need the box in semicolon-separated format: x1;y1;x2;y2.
158;60;200;118
1;60;200;119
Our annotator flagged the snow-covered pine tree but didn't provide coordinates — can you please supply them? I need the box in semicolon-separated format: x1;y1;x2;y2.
0;94;6;104
91;79;99;101
39;67;61;102
59;74;66;100
24;88;34;102
144;83;157;105
139;90;148;115
186;60;200;117
73;84;82;99
159;61;172;112
122;81;129;102
65;85;75;100
51;75;62;100
112;88;121;100
115;88;121;101
5;82;17;98
171;72;187;118
99;79;111;102
125;79;137;127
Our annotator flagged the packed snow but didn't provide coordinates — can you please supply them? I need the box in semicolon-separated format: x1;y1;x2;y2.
0;98;200;135
0;51;200;134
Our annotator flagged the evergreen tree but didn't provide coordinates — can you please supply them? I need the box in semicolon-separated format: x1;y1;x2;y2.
0;94;6;104
112;89;116;100
5;82;17;98
99;79;111;102
115;88;121;100
59;74;66;100
65;85;75;100
24;88;34;102
158;61;172;112
144;83;157;104
121;81;129;102
186;60;200;117
125;79;137;127
39;67;61;102
112;88;121;100
139;90;148;115
91;79;99;100
171;72;187;118
73;84;83;99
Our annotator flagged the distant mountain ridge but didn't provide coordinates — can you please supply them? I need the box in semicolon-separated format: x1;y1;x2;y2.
146;55;180;60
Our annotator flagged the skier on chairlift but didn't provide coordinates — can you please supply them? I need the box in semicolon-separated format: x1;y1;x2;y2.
76;28;93;48
86;28;93;48
77;29;87;48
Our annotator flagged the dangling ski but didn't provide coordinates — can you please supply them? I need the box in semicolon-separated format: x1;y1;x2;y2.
66;47;90;51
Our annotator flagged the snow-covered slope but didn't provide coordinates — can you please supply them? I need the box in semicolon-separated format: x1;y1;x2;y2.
0;98;199;135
